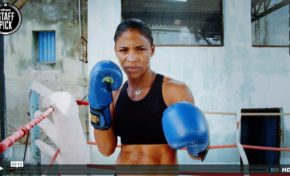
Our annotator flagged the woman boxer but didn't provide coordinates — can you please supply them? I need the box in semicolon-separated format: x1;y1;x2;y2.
89;19;209;165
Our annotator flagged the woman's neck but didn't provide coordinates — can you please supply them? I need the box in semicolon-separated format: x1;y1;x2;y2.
127;69;156;90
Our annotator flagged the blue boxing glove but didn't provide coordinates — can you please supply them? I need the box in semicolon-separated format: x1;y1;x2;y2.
89;60;123;130
162;101;210;161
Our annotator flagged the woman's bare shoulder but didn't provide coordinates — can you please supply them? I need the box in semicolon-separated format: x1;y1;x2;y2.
162;76;194;106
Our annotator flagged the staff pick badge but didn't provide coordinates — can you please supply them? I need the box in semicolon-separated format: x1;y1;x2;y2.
0;3;22;35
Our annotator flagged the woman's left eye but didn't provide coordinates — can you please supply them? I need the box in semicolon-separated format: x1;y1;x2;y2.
138;48;146;51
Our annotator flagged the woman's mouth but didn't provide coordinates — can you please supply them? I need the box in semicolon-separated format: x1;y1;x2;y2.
124;66;140;73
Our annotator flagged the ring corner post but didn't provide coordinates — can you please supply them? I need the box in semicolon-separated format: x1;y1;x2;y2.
29;90;41;165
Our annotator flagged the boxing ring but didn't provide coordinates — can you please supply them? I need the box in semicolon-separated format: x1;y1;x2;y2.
1;82;290;174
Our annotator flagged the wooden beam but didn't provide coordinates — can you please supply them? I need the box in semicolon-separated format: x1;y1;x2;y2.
251;0;290;22
6;0;29;10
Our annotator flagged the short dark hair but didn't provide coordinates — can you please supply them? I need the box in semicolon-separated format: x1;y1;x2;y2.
114;18;154;46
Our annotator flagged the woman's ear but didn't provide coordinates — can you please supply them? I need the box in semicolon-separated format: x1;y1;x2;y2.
151;45;155;57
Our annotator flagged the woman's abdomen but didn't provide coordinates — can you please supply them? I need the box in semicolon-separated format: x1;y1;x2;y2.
117;144;177;165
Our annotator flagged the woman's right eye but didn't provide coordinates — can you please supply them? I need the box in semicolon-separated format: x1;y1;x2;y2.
119;49;127;53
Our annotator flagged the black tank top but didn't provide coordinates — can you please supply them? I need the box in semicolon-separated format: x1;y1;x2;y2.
113;74;168;144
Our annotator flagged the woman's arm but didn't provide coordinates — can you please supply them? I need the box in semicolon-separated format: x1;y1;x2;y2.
162;76;209;161
93;89;120;156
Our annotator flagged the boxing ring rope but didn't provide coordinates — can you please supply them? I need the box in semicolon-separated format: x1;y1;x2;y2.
204;111;290;116
76;100;89;106
49;148;60;165
1;87;290;165
0;107;54;154
0;100;88;164
86;141;290;151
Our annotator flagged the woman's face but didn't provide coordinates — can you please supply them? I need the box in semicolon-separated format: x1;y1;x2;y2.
114;29;155;79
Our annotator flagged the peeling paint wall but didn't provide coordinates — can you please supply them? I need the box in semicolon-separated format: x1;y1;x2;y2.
4;0;88;158
88;0;290;164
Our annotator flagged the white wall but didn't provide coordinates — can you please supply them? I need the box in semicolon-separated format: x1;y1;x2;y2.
88;0;290;164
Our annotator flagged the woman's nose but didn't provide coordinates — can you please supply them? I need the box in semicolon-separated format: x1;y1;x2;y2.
126;52;138;62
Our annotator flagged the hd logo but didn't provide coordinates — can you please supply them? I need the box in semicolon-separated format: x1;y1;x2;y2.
281;167;290;173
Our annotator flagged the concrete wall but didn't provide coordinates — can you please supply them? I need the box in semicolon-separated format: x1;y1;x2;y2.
88;0;290;164
4;0;88;160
